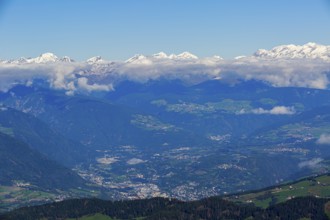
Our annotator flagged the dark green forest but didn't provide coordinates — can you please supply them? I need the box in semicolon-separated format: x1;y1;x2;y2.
1;196;329;220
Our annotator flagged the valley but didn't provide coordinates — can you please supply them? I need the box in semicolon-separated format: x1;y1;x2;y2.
2;79;330;213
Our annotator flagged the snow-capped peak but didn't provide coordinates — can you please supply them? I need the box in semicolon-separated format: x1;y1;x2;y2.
254;42;330;60
125;54;146;63
86;56;104;64
32;52;59;63
10;57;29;64
169;52;198;60
177;52;198;59
125;54;152;65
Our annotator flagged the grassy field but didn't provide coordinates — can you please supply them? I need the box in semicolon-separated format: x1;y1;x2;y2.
225;174;330;208
0;185;57;213
0;184;98;213
67;213;114;220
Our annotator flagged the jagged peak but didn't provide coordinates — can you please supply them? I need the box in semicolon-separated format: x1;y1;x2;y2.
60;56;75;63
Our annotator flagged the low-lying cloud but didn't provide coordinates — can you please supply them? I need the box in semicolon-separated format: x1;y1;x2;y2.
251;106;296;115
237;106;296;115
0;55;329;94
77;77;113;93
298;158;324;169
0;63;113;94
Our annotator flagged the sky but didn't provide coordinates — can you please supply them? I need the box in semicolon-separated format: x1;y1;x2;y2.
0;0;330;61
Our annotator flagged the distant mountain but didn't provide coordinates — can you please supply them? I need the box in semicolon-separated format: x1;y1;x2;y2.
168;51;199;60
0;132;86;190
2;43;329;65
125;51;199;64
86;56;105;64
254;42;330;60
125;54;151;64
59;56;75;63
0;106;91;167
2;53;74;64
1;84;207;150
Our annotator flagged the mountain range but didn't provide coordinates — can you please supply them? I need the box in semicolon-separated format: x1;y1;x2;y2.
1;42;330;65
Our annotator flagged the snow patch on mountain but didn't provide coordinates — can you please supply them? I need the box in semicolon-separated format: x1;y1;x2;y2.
169;52;198;60
60;56;75;63
125;54;152;64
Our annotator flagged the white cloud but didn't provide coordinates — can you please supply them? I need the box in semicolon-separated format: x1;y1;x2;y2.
317;134;330;144
126;158;146;165
298;158;324;169
0;63;113;94
0;63;79;92
219;58;330;89
0;55;329;94
77;77;113;92
101;58;330;89
236;106;296;115
251;106;296;115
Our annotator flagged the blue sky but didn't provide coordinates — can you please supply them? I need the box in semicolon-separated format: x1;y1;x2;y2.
0;0;330;60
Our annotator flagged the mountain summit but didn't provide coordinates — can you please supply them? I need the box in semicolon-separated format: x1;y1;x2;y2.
32;52;59;63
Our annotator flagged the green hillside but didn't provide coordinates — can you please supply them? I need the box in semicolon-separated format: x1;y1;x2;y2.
225;174;330;208
0;132;98;213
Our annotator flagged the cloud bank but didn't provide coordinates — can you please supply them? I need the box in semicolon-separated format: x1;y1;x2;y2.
0;49;330;94
0;63;113;95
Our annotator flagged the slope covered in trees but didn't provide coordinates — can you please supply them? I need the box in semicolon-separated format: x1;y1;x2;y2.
1;196;329;220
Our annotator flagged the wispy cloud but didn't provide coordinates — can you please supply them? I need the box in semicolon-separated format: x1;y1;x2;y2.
251;106;296;115
298;158;324;169
237;106;296;115
77;77;113;93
